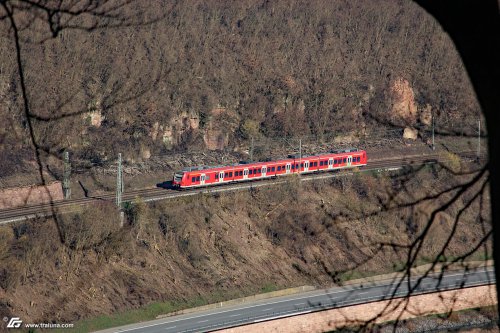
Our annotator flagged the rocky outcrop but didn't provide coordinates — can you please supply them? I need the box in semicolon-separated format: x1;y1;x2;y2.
140;146;151;160
202;106;239;150
89;111;104;127
204;129;228;150
390;78;417;125
149;107;239;150
420;104;433;126
150;112;200;148
86;100;105;127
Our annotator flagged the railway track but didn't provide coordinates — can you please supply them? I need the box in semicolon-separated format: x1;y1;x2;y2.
0;150;482;225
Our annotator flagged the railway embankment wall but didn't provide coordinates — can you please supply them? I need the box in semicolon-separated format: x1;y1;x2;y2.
0;182;63;209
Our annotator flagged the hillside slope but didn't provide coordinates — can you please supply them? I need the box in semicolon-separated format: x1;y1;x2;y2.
0;0;480;174
0;165;491;326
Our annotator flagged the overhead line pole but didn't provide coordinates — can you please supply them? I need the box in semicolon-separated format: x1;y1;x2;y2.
116;153;123;208
116;153;125;227
62;150;71;199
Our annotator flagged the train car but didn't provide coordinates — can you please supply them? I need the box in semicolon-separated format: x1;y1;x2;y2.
172;148;367;189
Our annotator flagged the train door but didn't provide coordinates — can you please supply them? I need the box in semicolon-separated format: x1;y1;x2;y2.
262;166;267;177
328;158;334;169
285;163;291;174
200;174;206;185
347;156;353;167
304;161;309;172
243;168;249;180
218;171;224;183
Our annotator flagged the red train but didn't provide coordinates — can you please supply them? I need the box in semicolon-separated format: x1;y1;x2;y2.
172;148;368;188
172;148;367;189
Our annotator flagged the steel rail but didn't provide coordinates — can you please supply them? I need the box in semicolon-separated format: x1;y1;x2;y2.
0;150;483;225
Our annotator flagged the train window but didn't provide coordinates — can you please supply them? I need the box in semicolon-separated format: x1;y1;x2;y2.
196;176;200;182
357;157;360;162
313;162;318;166
300;163;304;168
225;173;228;178
271;167;275;171
229;172;233;177
277;166;281;171
296;163;299;169
257;169;260;173
291;164;295;169
192;177;196;182
343;158;346;163
320;161;323;166
249;169;253;175
334;159;337;164
215;174;219;179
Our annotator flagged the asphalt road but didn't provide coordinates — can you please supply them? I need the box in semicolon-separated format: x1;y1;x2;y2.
97;266;495;333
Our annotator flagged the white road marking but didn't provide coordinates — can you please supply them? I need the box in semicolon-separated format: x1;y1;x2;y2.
253;310;312;323
101;268;495;333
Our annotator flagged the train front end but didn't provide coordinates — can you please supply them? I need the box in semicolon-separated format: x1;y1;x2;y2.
172;171;185;188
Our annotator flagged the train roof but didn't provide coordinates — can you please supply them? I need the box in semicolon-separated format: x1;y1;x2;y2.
178;148;365;173
330;147;359;154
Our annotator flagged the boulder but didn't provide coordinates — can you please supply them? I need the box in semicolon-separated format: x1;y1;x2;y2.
403;127;418;140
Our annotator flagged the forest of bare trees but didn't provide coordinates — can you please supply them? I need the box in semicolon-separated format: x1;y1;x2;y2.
0;0;498;331
0;0;481;169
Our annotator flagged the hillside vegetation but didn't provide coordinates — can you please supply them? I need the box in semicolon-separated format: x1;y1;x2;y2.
0;165;490;327
0;0;480;174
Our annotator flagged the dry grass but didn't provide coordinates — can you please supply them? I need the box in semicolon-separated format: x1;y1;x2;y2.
0;165;491;328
